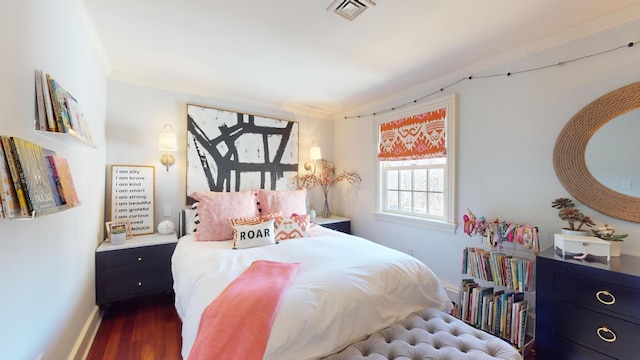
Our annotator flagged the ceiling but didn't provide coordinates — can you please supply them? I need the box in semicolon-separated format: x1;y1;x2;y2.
77;0;640;117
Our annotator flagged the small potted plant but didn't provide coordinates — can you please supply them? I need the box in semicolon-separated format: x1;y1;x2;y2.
551;197;596;235
109;225;127;245
592;224;627;256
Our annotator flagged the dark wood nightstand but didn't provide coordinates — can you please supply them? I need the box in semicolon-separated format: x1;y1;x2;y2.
95;233;178;306
311;215;351;234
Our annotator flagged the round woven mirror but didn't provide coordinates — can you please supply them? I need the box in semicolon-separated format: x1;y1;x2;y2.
554;81;640;223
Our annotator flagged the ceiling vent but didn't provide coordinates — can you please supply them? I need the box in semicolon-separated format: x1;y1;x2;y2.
328;0;376;21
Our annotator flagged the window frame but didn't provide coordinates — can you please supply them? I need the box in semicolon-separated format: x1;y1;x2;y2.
373;94;457;233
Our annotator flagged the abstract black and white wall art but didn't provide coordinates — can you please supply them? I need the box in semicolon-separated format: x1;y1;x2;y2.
186;104;299;203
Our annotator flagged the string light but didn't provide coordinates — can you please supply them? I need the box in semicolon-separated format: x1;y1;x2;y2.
344;40;639;119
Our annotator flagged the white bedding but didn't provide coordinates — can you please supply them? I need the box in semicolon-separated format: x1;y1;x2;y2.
172;227;453;360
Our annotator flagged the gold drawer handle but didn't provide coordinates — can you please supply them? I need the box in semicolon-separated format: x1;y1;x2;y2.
137;281;142;286
137;257;142;261
596;290;615;305
597;326;617;343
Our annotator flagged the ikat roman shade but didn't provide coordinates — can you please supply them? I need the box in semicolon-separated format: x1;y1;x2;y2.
378;108;447;161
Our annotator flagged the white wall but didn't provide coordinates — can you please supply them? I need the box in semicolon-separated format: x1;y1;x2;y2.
333;18;640;290
104;82;334;224
0;1;107;360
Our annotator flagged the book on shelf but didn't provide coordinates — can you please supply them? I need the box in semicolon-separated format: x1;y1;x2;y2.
47;156;79;207
34;69;47;131
11;137;57;211
463;247;534;292
0;141;21;218
1;136;31;216
454;277;529;348
40;70;57;132
42;149;64;206
46;74;73;133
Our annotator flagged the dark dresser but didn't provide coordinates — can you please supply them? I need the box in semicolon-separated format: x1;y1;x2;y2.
95;233;177;305
536;247;640;359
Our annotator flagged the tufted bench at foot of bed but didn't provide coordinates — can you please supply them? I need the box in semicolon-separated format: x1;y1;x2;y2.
321;308;523;360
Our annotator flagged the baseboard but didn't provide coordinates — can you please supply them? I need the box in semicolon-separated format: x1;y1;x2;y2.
67;305;102;360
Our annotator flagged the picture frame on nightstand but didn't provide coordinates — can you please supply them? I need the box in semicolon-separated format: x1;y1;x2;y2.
105;219;133;240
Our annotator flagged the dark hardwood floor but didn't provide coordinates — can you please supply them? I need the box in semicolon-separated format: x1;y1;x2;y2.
86;293;182;360
86;293;535;360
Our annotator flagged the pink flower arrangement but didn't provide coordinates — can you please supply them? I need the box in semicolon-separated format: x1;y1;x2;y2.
296;160;361;217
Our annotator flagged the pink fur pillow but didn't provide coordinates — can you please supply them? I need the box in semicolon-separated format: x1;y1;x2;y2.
256;189;307;216
274;214;311;240
190;191;258;241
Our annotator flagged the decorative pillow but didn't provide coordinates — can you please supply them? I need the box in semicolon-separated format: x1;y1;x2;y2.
190;191;258;241
228;212;281;244
177;207;198;238
274;214;311;240
256;189;307;216
232;220;276;249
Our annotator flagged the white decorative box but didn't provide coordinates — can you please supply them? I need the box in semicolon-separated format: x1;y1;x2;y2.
554;234;611;261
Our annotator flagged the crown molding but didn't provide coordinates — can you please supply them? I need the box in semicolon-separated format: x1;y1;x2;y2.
66;0;112;76
339;3;640;119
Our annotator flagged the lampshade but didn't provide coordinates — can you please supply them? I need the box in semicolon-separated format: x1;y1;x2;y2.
310;146;322;160
159;124;178;152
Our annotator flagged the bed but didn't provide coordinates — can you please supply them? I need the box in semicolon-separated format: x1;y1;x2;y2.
171;189;519;360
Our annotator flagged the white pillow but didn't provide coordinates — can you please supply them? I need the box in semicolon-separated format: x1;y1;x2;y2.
232;219;277;249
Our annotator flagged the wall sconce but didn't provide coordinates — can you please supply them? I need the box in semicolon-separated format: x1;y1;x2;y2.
159;124;178;172
304;142;322;173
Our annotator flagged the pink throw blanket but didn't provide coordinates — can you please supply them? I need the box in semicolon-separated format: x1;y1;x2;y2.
188;260;301;360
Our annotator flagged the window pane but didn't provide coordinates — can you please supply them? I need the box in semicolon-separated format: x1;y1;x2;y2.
414;169;427;191
399;191;412;212
428;193;444;216
400;170;412;190
414;192;427;214
429;168;444;192
388;170;398;190
387;190;399;210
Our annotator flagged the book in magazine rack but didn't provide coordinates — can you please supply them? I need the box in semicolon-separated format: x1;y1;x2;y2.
456;209;538;358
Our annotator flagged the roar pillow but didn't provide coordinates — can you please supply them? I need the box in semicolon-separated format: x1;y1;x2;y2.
232;220;276;249
190;191;258;241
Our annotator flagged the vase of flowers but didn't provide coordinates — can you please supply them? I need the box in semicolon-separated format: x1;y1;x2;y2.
592;224;627;256
296;159;361;218
551;197;596;236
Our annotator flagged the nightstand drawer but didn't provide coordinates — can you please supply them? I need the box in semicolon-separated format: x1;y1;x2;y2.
554;269;640;321
96;267;173;305
96;243;176;276
321;221;350;234
552;300;640;359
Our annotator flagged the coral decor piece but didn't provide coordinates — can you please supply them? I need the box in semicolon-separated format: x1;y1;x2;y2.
295;159;361;218
551;197;596;231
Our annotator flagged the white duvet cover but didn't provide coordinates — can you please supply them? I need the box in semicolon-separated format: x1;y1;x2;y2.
172;228;452;360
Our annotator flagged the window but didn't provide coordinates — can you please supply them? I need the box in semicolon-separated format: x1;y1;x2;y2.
374;94;456;232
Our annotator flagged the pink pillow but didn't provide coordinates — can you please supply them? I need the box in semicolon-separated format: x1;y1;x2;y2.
274;214;311;240
256;189;307;216
190;191;258;241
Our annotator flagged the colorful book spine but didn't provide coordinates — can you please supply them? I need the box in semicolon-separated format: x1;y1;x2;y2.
0;139;20;218
48;156;79;207
42;149;63;206
1;136;30;216
12;137;57;211
46;74;72;133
